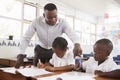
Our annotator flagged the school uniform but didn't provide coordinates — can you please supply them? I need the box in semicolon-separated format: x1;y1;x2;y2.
49;50;75;67
82;57;119;74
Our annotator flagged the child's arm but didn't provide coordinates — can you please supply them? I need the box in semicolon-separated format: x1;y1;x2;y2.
45;64;74;72
95;69;120;78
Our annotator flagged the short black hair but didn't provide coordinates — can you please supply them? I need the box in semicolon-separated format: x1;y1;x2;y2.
44;3;57;11
52;37;68;50
95;38;113;53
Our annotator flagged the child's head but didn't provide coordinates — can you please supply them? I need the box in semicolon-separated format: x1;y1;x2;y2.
52;37;68;58
93;38;113;63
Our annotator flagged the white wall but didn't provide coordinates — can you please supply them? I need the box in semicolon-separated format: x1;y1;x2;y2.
0;46;34;58
0;40;34;58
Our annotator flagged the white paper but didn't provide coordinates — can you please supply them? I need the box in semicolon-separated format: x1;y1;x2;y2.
0;67;17;74
0;67;51;77
38;71;95;80
17;67;51;77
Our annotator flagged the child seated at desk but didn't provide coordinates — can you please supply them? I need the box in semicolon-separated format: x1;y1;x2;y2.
74;38;120;78
44;37;75;72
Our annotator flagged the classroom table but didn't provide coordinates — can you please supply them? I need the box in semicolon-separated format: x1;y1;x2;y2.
0;58;33;67
0;67;120;80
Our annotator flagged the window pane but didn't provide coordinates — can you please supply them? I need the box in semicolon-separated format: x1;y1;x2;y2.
24;4;36;20
90;34;96;45
90;23;96;34
74;19;82;32
0;0;22;19
0;18;21;40
82;21;91;33
82;33;90;45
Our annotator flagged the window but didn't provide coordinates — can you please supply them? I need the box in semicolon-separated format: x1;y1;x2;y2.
0;18;21;40
24;4;36;21
90;23;96;34
74;19;82;32
82;21;91;33
66;16;74;29
82;33;90;45
0;0;22;19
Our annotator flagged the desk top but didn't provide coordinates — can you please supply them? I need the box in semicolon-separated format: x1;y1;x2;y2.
0;67;120;80
36;71;120;80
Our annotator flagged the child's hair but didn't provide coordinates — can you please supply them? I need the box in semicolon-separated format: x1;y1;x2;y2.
95;38;113;54
52;37;68;50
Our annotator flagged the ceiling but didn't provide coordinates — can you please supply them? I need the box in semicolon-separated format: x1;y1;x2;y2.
57;0;120;17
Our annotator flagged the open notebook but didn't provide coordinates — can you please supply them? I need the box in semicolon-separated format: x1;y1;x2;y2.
0;67;51;77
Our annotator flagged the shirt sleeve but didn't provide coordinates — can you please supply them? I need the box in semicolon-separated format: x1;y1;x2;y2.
49;53;55;66
62;20;80;44
19;20;36;54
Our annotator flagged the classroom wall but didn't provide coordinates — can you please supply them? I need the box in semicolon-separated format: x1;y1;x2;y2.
0;40;34;58
0;39;93;58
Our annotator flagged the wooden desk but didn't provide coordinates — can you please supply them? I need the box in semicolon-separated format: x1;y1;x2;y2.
0;58;33;67
0;67;119;80
94;77;120;80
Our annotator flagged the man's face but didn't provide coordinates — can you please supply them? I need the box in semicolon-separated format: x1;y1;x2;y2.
44;10;57;25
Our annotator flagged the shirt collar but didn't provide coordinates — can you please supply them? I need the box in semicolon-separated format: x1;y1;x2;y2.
42;18;59;25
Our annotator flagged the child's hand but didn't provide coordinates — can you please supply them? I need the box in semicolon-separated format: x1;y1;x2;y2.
37;63;44;68
45;66;55;72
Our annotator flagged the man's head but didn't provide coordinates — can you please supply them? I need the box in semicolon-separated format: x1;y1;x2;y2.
93;38;113;62
52;37;68;58
44;3;57;25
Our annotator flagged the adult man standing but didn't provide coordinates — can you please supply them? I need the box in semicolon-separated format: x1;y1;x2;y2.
15;3;82;68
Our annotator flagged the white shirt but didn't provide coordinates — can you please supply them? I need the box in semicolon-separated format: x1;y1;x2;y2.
82;57;119;74
49;50;75;67
19;16;80;54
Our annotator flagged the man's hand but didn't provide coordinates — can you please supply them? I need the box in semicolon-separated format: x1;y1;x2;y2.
73;43;82;57
15;54;25;68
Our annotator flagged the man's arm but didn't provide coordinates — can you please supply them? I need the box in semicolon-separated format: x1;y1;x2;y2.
15;20;36;68
95;69;120;78
45;64;74;72
63;20;82;55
